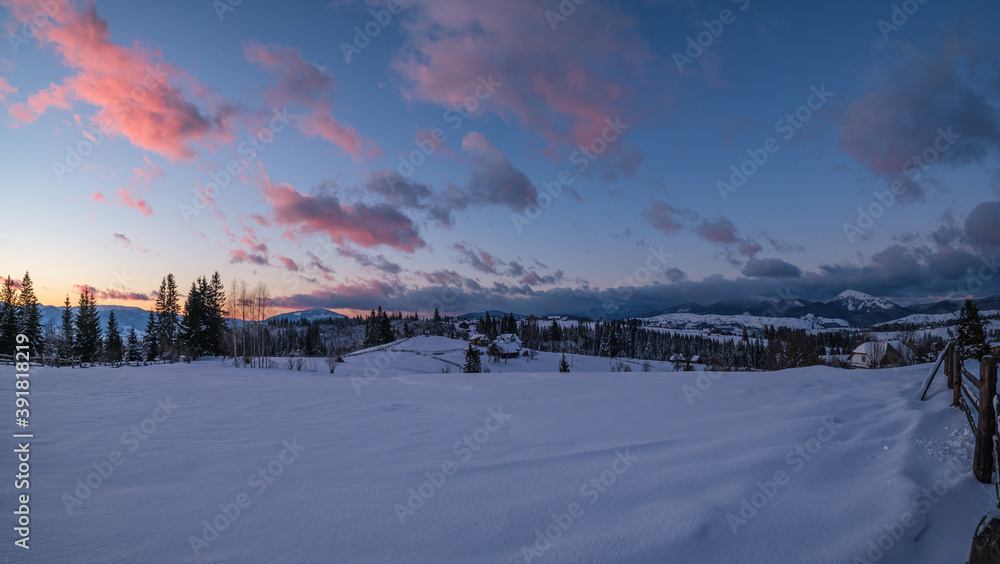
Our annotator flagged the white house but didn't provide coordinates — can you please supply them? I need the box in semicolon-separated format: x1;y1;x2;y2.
496;333;522;346
849;341;915;369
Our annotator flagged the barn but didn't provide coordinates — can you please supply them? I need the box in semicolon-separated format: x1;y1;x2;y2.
488;341;521;361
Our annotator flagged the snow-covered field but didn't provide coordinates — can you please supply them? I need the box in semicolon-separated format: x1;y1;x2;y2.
2;338;995;563
873;309;1000;328
644;311;850;331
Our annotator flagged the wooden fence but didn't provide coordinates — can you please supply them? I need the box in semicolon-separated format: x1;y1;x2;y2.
921;343;999;484
0;354;174;368
919;343;1000;561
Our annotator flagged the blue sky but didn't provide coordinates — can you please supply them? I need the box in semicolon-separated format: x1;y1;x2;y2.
1;0;998;315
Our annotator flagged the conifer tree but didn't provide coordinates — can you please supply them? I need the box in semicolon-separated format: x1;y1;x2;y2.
59;295;75;358
956;299;990;360
378;306;394;345
103;311;124;363
550;319;562;343
464;343;482;373
559;353;570;372
17;272;42;355
143;309;159;361
206;272;227;355
155;274;180;354
125;327;141;363
0;276;19;354
179;280;204;358
74;288;102;363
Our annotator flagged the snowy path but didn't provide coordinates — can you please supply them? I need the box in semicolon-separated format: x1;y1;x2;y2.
1;356;994;563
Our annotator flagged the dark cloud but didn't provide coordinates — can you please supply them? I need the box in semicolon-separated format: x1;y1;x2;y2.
259;166;426;253
838;23;1000;198
965;200;1000;256
643;200;695;235
461;132;539;210
229;249;269;266
742;258;802;278
336;247;403;275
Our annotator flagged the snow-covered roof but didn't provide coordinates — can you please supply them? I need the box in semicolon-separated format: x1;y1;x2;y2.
492;342;521;354
850;341;915;366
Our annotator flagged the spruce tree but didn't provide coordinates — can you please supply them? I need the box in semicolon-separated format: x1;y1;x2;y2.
74;288;102;363
207;272;227;356
550;320;562;343
378;307;394;345
125;327;141;363
143;309;159;361
956;299;990;360
17;272;42;356
155;274;180;354
180;277;216;359
103;311;124;363
464;343;482;373
60;295;75;358
363;309;377;348
559;353;570;372
0;276;20;355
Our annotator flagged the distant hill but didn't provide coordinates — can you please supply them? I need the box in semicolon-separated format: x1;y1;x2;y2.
458;310;527;320
266;308;348;323
40;304;152;336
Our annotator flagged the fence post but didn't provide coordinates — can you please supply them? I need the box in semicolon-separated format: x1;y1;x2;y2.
954;347;963;407
946;347;954;389
974;356;997;483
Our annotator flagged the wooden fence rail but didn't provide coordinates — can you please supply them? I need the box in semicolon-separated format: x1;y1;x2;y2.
922;346;1000;561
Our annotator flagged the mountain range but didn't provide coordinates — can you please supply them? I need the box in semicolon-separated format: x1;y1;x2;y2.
645;290;1000;327
35;290;999;334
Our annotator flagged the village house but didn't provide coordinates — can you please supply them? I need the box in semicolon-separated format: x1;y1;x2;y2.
849;341;915;369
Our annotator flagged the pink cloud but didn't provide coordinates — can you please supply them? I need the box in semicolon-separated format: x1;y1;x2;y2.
115;188;153;216
72;284;150;301
4;0;235;160
0;75;16;103
276;254;299;272
390;0;652;164
244;41;380;158
92;191;105;202
255;165;425;253
130;155;164;191
229;249;269;266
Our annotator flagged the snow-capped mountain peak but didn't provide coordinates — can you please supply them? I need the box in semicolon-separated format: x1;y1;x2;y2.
826;290;900;312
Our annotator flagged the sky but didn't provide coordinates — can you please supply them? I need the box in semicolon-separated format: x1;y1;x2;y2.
0;0;999;317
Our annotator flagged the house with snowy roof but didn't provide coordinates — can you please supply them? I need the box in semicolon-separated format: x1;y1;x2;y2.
849;341;914;369
496;333;522;346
